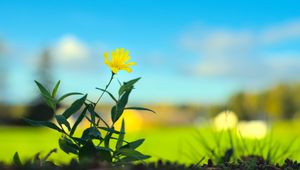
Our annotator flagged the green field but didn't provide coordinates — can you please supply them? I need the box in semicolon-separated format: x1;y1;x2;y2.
0;121;299;165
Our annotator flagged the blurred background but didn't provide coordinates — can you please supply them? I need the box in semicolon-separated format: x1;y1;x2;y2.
1;0;300;164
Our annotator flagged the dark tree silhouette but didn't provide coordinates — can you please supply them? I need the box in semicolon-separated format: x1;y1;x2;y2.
25;49;56;121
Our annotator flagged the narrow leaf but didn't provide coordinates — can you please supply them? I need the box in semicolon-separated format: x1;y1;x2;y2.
24;118;63;133
89;105;96;126
70;106;88;136
35;80;51;97
125;107;156;114
111;106;117;123
81;127;102;141
118;90;131;109
120;139;145;150
104;132;113;148
98;127;120;134
63;94;87;119
96;87;118;102
117;148;150;161
43;97;56;111
35;81;56;110
51;80;60;98
55;115;71;131
59;137;79;154
57;92;83;103
86;104;105;127
119;156;141;163
112;90;131;123
87;104;100;120
13;152;22;167
116;119;125;150
70;137;86;145
118;77;140;96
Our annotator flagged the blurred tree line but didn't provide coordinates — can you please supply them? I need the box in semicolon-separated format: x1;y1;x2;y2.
1;40;300;123
26;49;55;122
218;84;300;120
0;47;55;125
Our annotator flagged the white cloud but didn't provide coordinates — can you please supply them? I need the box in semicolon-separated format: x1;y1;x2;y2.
50;34;107;73
54;35;89;63
184;31;254;55
180;19;300;86
260;20;300;44
264;53;300;76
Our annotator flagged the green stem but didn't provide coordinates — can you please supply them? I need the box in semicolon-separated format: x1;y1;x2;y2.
97;116;110;128
95;72;115;106
94;72;115;147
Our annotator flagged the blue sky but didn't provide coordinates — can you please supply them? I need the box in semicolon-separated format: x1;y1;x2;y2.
1;0;300;104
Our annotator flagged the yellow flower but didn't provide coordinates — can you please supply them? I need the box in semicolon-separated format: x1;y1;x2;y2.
104;48;136;74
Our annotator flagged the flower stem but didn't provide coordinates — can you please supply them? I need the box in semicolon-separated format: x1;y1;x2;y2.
95;72;115;106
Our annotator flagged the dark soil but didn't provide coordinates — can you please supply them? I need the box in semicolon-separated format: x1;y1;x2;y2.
1;156;300;170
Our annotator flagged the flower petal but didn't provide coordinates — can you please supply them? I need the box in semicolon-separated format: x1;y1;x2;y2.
121;67;132;73
123;50;130;61
125;62;136;67
104;52;110;65
103;48;136;74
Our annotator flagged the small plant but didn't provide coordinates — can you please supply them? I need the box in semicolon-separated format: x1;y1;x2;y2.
24;48;155;165
188;120;298;165
13;149;58;170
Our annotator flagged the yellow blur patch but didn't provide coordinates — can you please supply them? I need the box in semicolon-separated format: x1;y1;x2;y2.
237;120;268;139
213;110;238;131
114;110;143;132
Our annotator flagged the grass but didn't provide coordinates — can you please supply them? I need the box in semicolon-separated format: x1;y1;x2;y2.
0;121;299;165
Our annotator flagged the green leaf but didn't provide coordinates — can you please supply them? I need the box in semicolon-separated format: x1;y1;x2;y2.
111;106;117;124
119;90;131;109
89;105;96;125
78;141;97;162
44;98;56;111
24;118;63;133
85;116;96;127
35;81;56;110
120;139;145;150
96;146;113;152
81;127;102;141
86;104;104;127
13;152;22;167
98;127;120;134
35;80;51;97
117;148;150;161
59;137;79;155
33;152;41;165
111;90;131;123
95;147;112;162
104;131;113;148
57;92;83;103
70;137;86;145
95;87;118;103
55;115;71;131
119;156;141;163
118;77;140;96
116;119;125;150
87;104;98;117
63;94;87;119
52;80;60;98
70;106;88;136
125;107;156;114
